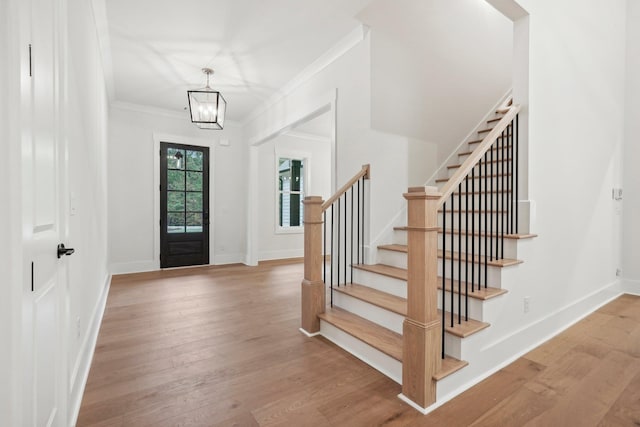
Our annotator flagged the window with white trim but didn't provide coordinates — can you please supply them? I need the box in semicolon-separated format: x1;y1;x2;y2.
278;157;305;228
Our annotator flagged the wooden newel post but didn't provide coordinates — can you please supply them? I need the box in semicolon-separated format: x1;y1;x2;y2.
301;196;325;334
402;186;442;409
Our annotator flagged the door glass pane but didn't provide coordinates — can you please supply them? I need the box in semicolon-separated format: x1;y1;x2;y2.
168;170;185;190
167;148;185;170
167;191;185;212
168;212;185;233
186;212;203;233
186;150;203;171
186;192;202;212
186;171;203;191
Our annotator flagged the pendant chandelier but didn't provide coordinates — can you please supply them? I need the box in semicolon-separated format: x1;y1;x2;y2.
187;68;227;130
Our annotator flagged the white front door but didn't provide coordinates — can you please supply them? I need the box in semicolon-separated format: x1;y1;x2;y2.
21;0;69;425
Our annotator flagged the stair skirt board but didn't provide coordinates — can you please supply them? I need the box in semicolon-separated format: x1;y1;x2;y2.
319;320;403;384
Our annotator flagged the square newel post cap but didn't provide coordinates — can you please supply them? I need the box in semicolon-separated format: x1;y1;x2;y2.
403;186;441;200
303;196;324;205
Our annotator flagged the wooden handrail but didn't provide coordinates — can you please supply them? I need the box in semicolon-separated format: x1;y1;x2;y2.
437;105;521;207
321;164;370;211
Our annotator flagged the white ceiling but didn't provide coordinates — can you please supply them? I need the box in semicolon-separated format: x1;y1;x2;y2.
100;0;375;122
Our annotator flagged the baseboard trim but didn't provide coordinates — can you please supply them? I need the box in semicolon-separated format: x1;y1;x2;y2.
213;252;246;265
258;249;303;262
68;273;111;427
299;328;321;338
109;260;157;275
434;279;623;407
621;278;640;295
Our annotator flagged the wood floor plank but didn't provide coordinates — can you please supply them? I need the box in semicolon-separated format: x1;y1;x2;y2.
77;264;640;426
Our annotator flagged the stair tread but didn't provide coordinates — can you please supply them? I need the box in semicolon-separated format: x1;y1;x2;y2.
375;245;522;267
438;310;490;337
319;307;403;361
353;263;407;280
438;278;507;301
478;128;493;134
486;117;502;124
334;283;406;315
436;173;511;183
353;262;507;300
394;226;537;240
435;357;469;381
437;209;507;214
448;158;512;169
332;284;490;337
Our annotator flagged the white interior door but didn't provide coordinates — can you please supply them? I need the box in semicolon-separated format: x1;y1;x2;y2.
21;0;69;425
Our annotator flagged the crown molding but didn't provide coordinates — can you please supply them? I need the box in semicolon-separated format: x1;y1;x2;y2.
243;24;369;126
110;101;242;127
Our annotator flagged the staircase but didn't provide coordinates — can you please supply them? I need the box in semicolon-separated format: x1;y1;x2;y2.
301;97;536;412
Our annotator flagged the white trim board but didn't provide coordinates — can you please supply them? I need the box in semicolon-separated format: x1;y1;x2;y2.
68;273;111;427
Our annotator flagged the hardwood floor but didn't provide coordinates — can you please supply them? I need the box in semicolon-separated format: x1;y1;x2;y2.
77;263;640;426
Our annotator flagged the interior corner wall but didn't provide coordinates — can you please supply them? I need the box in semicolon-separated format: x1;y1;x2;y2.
623;0;640;286
245;33;412;253
257;134;331;260
364;0;513;168
66;0;111;420
108;107;247;273
480;0;626;362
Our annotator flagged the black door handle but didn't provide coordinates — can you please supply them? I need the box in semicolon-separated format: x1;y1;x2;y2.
57;243;75;259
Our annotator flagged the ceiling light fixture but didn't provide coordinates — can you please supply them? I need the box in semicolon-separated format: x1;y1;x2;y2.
187;68;227;130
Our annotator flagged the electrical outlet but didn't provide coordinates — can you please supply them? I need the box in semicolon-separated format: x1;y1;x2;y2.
524;296;530;314
76;316;81;339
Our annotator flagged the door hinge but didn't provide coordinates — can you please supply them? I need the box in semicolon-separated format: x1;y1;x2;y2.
28;44;32;77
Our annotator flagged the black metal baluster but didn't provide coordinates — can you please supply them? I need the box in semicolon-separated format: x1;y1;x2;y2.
442;201;446;359
458;183;462;324
510;122;514;234
502;128;506;258
361;177;366;264
479;155;484;290
357;179;361;264
351;187;354;283
515;115;519;233
484;151;489;288
337;198;340;287
489;146;498;261
450;193;454;328
472;165;475;293
323;211;327;284
331;205;334;296
344;192;347;286
465;176;469;321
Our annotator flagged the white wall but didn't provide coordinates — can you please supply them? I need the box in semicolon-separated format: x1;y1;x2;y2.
257;134;331;260
246;33;425;259
452;0;627;388
0;1;22;424
108;106;247;272
361;0;513;166
65;0;111;420
623;0;640;289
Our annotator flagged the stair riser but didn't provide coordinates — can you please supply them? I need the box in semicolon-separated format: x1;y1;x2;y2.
440;195;516;211
437;176;512;189
377;249;408;270
438;261;503;288
437;237;518;260
333;292;404;334
319;320;402;384
437;213;514;229
447;163;512;179
351;269;407;298
438;290;485;321
443;326;487;361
